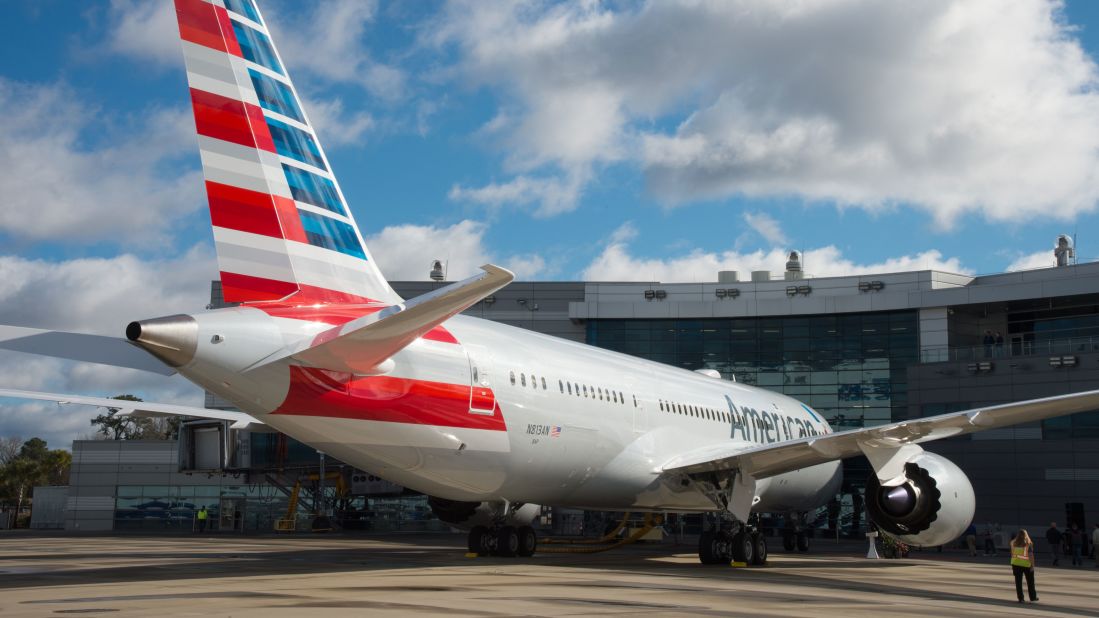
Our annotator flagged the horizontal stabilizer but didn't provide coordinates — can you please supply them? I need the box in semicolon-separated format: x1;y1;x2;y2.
0;326;175;375
250;264;514;374
0;388;263;430
661;389;1099;480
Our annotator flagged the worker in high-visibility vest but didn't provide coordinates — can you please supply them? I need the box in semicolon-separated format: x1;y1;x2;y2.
1009;529;1038;603
197;506;208;533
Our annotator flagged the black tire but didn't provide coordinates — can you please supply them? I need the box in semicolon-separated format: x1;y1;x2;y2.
731;531;755;564
496;525;519;557
698;531;716;564
752;533;768;566
468;525;491;554
796;532;810;553
517;525;538;557
782;531;796;552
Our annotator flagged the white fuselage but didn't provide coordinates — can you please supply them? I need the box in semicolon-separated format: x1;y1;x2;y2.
183;307;842;514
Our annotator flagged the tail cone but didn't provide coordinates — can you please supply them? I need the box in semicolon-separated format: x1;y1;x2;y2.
126;315;198;367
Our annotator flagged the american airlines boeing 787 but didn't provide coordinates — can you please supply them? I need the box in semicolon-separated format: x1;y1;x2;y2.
3;0;1098;566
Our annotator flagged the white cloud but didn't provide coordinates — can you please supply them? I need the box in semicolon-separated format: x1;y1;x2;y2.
743;212;788;247
1007;249;1057;271
0;246;215;334
104;0;181;67
0;79;202;245
366;220;546;282
303;97;376;148
268;0;406;101
434;0;1099;224
448;172;586;217
0;248;216;447
582;234;969;282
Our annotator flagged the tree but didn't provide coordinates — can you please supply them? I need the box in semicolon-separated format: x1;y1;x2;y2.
89;395;179;440
0;436;21;466
0;437;70;522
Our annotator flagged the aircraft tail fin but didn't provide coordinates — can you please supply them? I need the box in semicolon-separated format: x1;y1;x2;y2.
174;0;398;305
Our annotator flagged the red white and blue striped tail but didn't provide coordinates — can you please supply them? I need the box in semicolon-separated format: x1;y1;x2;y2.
174;0;399;305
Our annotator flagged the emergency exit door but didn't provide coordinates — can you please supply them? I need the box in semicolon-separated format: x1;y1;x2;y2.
466;344;496;415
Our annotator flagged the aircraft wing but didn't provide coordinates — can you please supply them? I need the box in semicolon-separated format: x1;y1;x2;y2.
661;389;1099;479
0;325;175;375
0;388;263;430
248;264;514;374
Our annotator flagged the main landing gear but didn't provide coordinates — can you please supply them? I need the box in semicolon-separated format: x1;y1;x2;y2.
698;518;767;566
782;511;811;553
468;524;538;557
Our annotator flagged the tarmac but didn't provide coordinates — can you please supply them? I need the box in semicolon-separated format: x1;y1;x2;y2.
1;532;1097;617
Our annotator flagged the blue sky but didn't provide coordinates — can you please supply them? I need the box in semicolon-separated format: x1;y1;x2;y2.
3;0;1099;446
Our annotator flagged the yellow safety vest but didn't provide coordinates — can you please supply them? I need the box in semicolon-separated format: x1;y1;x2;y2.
1010;544;1032;568
197;510;207;520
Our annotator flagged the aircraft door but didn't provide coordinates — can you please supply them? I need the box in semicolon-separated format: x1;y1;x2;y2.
466;344;496;415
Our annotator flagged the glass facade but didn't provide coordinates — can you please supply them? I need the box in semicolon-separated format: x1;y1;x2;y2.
587;310;919;428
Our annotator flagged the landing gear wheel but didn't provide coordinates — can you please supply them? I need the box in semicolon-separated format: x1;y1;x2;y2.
731;531;755;564
496;525;519;557
517;525;538;557
782;531;796;552
698;531;718;564
468;525;492;555
751;533;768;566
796;532;810;553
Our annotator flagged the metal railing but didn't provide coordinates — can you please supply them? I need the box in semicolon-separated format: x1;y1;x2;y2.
920;336;1099;363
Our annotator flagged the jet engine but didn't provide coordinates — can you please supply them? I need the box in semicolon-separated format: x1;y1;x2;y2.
427;496;539;530
865;451;975;548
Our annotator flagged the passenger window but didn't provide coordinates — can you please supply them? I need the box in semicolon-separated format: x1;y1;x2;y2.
583;385;588;397
598;388;603;401
574;383;580;396
510;371;515;385
521;374;527;387
559;379;564;393
567;382;573;395
633;395;637;408
541;377;547;390
530;375;536;389
473;368;479;383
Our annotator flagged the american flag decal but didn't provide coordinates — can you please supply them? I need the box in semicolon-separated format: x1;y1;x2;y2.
550;426;561;438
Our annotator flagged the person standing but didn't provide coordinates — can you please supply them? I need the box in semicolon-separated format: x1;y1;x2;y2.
197;505;208;533
994;332;1004;357
1067;523;1083;567
1092;523;1099;567
983;330;994;357
1010;529;1039;603
964;523;978;556
1045;522;1062;566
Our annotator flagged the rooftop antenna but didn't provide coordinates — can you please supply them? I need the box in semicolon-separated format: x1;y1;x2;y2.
429;259;447;282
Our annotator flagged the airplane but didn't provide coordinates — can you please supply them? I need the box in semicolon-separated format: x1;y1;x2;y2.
3;0;1099;565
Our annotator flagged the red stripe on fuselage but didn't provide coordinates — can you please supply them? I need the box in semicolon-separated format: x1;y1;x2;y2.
208;181;283;238
213;5;243;57
273;367;505;431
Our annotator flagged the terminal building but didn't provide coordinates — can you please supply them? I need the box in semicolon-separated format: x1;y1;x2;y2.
58;250;1099;538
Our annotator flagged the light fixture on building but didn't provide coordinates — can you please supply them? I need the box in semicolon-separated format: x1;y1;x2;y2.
715;288;727;298
644;290;655;300
787;286;812;296
715;288;740;299
1049;355;1077;368
483;295;495;305
654;290;667;299
858;280;885;292
967;362;994;373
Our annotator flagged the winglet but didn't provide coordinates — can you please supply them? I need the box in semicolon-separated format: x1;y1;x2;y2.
249;264;514;374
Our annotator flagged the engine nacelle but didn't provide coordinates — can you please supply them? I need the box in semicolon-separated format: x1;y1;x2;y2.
865;451;975;548
427;496;539;530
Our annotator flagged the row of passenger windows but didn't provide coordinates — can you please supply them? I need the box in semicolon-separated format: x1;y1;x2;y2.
660;399;731;423
507;371;636;406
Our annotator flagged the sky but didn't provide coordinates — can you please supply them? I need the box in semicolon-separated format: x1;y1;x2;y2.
3;0;1099;448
